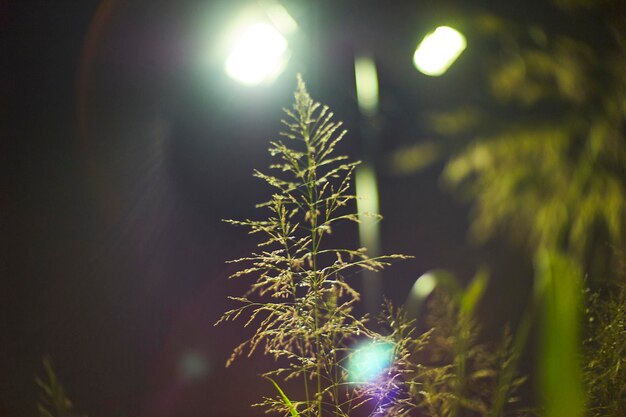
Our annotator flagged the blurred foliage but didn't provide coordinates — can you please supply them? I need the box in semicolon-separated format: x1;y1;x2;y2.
583;281;626;416
393;1;626;280
388;141;439;176
390;1;625;416
411;289;530;417
35;357;86;417
457;3;626;417
442;2;626;278
369;271;531;417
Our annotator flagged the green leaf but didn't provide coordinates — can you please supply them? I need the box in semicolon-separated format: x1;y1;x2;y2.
264;376;300;417
460;268;489;317
535;249;585;417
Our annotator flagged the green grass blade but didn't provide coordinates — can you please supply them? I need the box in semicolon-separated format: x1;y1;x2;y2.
264;376;300;417
460;268;488;317
536;249;585;417
489;294;536;417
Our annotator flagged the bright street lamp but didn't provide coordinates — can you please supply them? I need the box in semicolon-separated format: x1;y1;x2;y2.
413;26;467;76
224;22;289;86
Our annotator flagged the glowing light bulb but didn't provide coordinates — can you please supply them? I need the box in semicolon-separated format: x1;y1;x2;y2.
225;22;288;86
413;26;466;76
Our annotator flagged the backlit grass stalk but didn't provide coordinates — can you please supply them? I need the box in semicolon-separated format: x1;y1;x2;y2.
216;76;408;417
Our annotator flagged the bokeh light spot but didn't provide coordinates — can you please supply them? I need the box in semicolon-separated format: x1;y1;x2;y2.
178;350;210;381
413;26;466;76
348;341;394;384
354;55;379;116
411;272;437;299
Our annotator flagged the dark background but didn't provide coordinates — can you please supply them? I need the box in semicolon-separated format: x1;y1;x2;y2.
1;1;541;416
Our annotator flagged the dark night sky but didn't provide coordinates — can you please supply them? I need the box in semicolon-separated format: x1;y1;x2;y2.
0;1;550;416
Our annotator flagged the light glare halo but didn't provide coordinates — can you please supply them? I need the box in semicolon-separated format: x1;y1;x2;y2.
225;22;288;86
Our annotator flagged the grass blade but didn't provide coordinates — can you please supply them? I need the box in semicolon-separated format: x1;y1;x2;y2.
264;376;300;417
536;249;585;417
